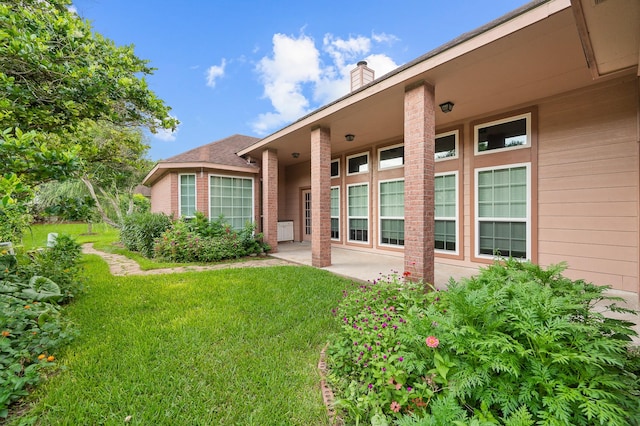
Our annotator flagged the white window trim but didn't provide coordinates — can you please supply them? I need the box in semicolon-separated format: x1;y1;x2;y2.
330;185;340;241
178;173;196;218
474;162;531;260
435;129;459;161
347;182;369;244
208;173;255;228
377;143;404;170
331;158;340;178
474;112;531;156
346;152;370;176
378;178;405;248
435;171;459;255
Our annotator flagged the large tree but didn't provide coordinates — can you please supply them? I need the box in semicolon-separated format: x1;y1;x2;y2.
0;0;177;238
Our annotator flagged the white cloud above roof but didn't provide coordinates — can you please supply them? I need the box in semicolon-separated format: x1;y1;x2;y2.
251;31;399;135
206;59;226;88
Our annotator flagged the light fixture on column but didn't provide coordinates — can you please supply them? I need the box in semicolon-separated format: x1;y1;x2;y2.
291;152;300;159
439;101;454;113
345;134;355;142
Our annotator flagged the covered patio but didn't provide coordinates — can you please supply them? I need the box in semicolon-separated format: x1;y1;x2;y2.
270;241;480;288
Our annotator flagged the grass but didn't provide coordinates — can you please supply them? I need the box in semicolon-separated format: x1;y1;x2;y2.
21;222;120;249
10;253;350;425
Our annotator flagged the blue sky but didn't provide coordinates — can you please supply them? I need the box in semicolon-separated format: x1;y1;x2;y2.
71;0;530;161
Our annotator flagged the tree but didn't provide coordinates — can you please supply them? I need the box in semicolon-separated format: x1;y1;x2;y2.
0;0;178;239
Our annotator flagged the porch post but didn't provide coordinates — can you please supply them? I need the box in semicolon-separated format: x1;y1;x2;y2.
311;126;331;267
403;81;435;284
262;148;278;253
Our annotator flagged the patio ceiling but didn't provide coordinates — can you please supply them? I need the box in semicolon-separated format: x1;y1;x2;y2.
239;0;639;166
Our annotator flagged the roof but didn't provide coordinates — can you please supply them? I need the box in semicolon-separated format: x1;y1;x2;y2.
142;134;260;186
164;134;260;167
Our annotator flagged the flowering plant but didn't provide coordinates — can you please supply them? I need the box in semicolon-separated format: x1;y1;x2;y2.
327;260;640;425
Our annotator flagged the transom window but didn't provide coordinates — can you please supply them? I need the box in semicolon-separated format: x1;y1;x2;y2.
179;174;196;218
330;186;340;240
435;173;457;252
476;164;529;259
378;144;404;170
347;183;369;243
435;130;458;160
379;179;404;246
331;159;340;178
475;113;530;154
347;152;369;175
209;175;253;230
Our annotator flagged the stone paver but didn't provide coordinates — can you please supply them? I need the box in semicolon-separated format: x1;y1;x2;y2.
81;243;293;276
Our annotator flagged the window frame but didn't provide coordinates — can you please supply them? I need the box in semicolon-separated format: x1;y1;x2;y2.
178;173;197;218
346;152;370;176
331;158;340;178
474;112;531;156
378;178;405;248
208;174;254;230
347;182;369;244
435;129;459;161
377;143;405;170
330;185;340;241
434;171;459;255
474;163;531;260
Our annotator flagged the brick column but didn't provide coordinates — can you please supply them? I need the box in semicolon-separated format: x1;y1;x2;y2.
403;81;435;284
311;126;331;267
262;148;278;253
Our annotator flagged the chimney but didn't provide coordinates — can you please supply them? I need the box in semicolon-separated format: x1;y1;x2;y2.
350;60;374;92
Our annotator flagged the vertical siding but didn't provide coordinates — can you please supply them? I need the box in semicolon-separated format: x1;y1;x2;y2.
150;174;173;215
537;77;638;292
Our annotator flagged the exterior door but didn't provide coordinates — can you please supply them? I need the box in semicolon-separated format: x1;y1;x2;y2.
302;189;312;241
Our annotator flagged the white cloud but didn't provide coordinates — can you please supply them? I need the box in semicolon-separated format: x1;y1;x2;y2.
153;116;179;142
67;5;78;14
206;59;226;88
252;30;400;135
372;31;400;44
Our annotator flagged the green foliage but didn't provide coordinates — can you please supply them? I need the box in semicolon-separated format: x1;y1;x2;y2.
120;212;172;258
328;260;640;425
44;195;97;223
0;203;31;244
0;234;83;418
152;213;269;263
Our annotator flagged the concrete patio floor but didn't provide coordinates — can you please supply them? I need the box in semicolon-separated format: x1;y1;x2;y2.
270;241;640;345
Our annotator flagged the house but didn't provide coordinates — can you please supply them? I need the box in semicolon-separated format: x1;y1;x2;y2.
143;0;640;297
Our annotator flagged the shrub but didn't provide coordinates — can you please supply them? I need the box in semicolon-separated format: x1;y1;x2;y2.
327;260;640;425
120;212;172;257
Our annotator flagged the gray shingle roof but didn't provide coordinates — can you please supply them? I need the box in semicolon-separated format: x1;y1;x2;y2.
162;134;259;168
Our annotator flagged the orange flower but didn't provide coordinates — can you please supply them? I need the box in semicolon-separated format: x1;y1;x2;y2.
1;330;10;337
47;355;55;362
38;354;46;360
24;305;31;309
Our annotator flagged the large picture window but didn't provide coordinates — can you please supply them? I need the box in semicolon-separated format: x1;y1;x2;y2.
347;183;369;243
475;113;530;155
435;173;457;252
379;179;404;246
209;175;253;230
331;186;340;240
476;164;529;259
179;174;196;218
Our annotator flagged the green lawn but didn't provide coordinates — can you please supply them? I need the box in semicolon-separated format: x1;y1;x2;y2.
11;254;350;425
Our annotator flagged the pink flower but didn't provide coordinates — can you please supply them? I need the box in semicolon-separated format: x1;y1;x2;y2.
390;401;401;413
426;335;440;348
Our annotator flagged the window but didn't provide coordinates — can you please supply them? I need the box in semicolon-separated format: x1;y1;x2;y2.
209;175;253;230
379;179;404;246
347;152;369;175
331;159;340;178
476;164;529;259
435;130;458;160
435;173;457;252
330;186;340;240
475;113;530;154
179;174;196;217
378;144;404;169
347;183;368;243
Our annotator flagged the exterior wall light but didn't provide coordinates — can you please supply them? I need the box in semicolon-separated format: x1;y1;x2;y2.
292;152;300;159
345;134;355;142
439;101;454;113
